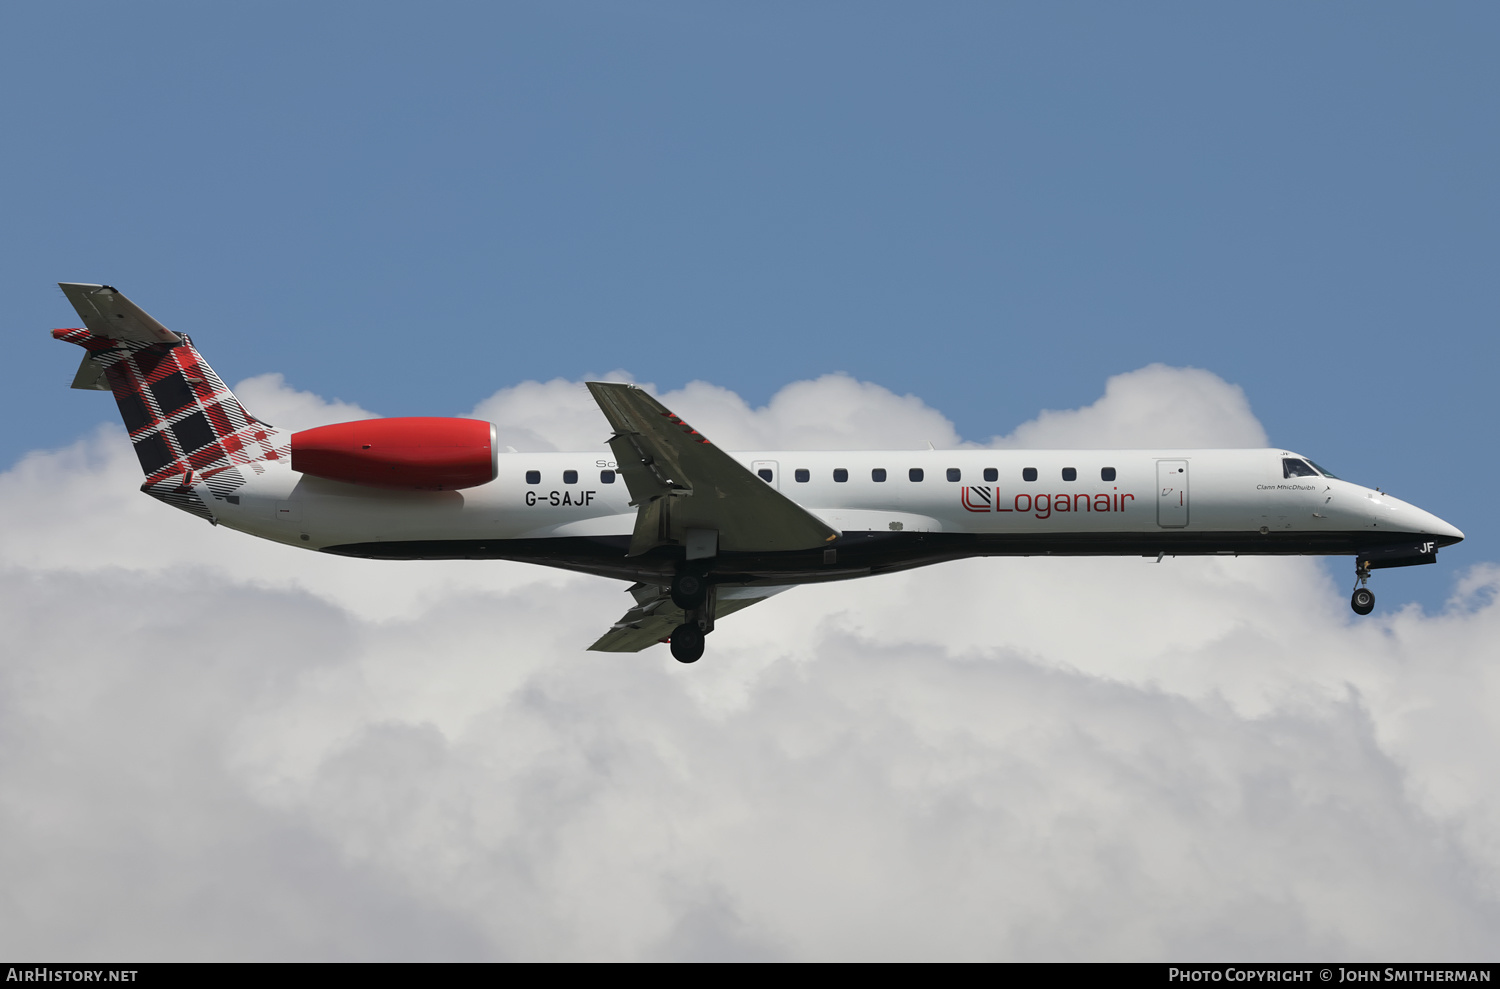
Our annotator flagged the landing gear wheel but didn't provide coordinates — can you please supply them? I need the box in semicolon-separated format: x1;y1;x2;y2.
1351;587;1375;616
670;623;705;663
671;572;708;610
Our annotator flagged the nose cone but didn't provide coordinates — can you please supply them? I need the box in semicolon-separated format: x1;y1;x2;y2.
1429;513;1465;546
1403;503;1464;546
1374;492;1464;546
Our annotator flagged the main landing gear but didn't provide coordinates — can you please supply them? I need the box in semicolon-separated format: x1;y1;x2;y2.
1351;562;1376;616
669;570;712;664
671;571;708;611
670;623;705;663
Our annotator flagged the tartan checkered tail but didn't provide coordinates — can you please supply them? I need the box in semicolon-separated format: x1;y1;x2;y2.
54;314;287;524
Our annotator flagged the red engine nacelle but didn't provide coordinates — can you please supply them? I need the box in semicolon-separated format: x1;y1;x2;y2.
290;417;497;490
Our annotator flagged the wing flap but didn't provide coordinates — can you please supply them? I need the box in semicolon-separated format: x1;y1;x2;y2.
588;583;795;653
586;382;839;555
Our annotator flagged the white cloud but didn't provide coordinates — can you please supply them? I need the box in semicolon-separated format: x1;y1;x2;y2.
468;372;962;453
653;375;963;452
988;364;1269;449
232;372;382;433
467;373;630;453
2;367;1496;960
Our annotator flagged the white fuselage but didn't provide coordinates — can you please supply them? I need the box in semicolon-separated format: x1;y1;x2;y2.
205;447;1461;586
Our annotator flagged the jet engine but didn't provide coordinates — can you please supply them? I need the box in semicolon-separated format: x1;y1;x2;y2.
290;417;497;490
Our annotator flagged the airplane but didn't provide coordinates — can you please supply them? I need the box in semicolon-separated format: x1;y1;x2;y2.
52;282;1465;663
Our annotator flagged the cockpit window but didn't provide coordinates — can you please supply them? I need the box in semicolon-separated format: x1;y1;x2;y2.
1305;460;1340;480
1283;458;1319;478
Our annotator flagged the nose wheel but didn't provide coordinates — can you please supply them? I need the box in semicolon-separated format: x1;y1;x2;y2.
1350;562;1375;616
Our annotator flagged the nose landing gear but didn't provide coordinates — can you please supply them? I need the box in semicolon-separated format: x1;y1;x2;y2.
1351;562;1375;616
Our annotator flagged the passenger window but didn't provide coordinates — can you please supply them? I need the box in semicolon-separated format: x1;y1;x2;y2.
984;468;998;483
909;468;924;482
1022;468;1037;482
946;468;961;482
1062;467;1076;482
872;468;887;482
1101;467;1116;482
758;469;773;482
795;469;810;483
563;470;578;484
601;470;616;484
526;470;541;485
833;468;848;482
1283;458;1318;479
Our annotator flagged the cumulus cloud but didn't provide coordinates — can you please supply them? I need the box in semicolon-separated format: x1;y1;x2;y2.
468;372;962;453
232;372;381;433
988;364;1269;449
465;364;1258;457
2;366;1496;961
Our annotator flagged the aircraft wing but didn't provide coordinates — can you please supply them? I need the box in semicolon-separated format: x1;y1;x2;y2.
586;382;839;556
589;582;794;653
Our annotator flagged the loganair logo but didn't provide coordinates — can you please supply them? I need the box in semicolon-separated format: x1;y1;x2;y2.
960;486;992;511
961;486;1137;520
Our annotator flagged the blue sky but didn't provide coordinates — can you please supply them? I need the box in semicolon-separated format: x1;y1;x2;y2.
4;4;1500;961
4;4;1495;598
8;4;1494;610
7;11;1493;429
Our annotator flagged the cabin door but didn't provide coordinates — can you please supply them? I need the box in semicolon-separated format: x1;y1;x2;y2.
1157;460;1189;528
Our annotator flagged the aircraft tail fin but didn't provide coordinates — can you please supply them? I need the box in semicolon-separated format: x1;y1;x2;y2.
53;283;287;521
